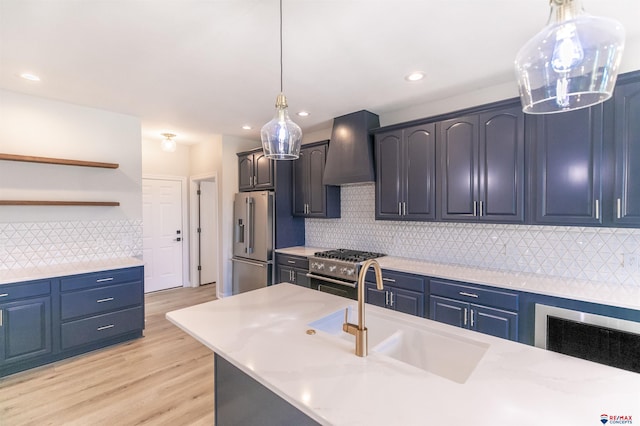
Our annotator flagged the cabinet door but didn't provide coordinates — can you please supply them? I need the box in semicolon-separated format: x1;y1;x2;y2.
375;131;403;219
613;79;640;226
293;269;310;288
479;105;525;223
0;297;52;364
429;295;468;328
238;153;254;191
292;150;308;216
307;145;327;216
471;304;518;341
392;288;424;317
253;153;274;190
277;265;293;283
405;124;437;220
532;105;603;225
439;116;480;220
365;284;387;308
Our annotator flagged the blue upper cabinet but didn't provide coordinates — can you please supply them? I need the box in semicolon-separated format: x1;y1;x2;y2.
530;104;604;225
612;75;640;227
292;141;340;218
238;149;275;192
375;123;437;221
439;103;525;223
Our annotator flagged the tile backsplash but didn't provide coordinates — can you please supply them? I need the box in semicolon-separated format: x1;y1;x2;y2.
306;184;640;286
0;220;143;270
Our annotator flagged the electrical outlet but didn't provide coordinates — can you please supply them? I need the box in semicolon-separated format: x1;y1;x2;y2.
624;253;640;273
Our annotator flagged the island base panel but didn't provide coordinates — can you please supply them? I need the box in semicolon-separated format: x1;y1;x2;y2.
214;353;320;426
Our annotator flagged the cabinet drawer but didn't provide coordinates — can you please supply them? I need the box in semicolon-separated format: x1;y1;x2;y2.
60;306;143;350
61;282;143;320
365;270;425;293
277;254;309;270
60;267;142;292
0;280;50;302
430;279;518;311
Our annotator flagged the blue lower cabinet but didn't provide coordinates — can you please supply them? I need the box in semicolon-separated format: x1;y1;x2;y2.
366;283;425;317
472;304;518;341
0;296;52;364
365;270;426;317
429;278;519;342
430;296;467;328
1;266;144;377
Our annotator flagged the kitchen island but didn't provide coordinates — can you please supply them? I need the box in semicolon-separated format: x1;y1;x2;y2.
166;283;639;425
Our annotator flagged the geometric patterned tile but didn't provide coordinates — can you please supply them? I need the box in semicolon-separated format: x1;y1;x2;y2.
0;219;143;270
306;183;640;286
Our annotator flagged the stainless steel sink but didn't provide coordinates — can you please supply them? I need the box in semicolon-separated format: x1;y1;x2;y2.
308;307;489;384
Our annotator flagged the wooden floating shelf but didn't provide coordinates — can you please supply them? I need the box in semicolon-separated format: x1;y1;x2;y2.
0;153;119;169
0;201;120;206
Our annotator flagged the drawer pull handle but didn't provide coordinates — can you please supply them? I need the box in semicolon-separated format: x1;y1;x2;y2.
96;278;114;283
287;260;296;264
97;297;114;303
459;291;479;298
382;278;396;283
0;293;8;298
97;324;115;331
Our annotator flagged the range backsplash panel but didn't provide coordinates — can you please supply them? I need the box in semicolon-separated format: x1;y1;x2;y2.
305;184;640;286
0;220;142;270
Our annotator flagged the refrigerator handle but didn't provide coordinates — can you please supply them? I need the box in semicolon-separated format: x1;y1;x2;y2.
246;197;254;254
231;258;265;268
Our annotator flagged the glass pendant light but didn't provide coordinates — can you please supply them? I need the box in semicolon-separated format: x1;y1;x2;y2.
515;0;625;114
161;133;177;152
261;0;302;160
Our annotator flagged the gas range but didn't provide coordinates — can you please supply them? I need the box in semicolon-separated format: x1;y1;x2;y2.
308;249;386;282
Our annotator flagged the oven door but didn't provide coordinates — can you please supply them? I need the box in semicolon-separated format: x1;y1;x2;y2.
306;273;357;300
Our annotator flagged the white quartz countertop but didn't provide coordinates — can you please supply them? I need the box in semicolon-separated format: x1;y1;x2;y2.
276;246;640;310
0;257;144;285
167;284;639;426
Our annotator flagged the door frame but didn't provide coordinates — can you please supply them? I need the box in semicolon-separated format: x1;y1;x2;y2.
189;173;220;296
142;174;190;288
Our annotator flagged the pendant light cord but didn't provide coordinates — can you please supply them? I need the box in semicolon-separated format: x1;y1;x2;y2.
279;0;283;93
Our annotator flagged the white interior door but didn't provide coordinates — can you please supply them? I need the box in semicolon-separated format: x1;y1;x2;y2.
143;178;183;292
199;180;217;284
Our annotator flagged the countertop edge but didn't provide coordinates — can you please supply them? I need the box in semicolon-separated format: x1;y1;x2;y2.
0;257;144;285
275;247;640;311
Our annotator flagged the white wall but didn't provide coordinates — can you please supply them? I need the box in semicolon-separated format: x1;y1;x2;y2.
0;90;143;268
0;89;142;223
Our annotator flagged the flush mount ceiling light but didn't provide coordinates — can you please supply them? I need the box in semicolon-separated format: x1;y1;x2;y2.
515;0;625;114
404;71;425;82
160;133;177;152
297;111;310;117
20;73;41;81
242;125;252;130
260;0;302;160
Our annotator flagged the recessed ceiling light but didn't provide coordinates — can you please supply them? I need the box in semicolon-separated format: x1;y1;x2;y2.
242;125;252;130
405;71;425;82
20;73;41;82
297;111;310;117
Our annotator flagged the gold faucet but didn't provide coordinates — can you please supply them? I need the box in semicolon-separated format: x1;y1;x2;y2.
342;259;384;357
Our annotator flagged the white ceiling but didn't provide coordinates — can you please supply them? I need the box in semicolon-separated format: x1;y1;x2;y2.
1;0;639;146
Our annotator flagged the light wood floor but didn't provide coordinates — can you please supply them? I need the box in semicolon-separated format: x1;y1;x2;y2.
0;285;218;426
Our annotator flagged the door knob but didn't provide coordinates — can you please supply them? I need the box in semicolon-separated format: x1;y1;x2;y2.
174;237;182;242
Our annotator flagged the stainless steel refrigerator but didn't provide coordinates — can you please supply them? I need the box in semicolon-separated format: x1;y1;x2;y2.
231;191;274;294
